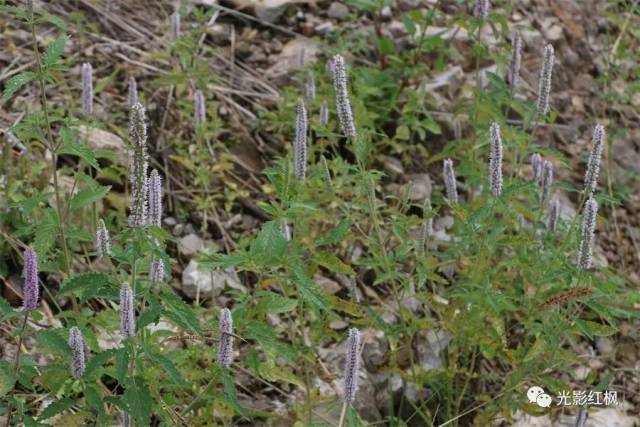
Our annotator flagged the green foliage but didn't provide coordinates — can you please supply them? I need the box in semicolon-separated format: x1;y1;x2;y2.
0;1;635;426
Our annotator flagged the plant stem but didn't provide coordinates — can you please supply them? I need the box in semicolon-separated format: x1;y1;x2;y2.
337;402;348;427
5;312;29;427
27;0;76;311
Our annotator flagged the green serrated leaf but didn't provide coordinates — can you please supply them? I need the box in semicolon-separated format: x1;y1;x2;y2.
39;398;74;420
255;291;298;314
313;251;354;275
2;71;36;102
291;266;328;311
42;34;67;69
69;186;111;211
123;377;152;426
59;272;116;302
0;360;16;397
162;292;201;334
250;221;288;266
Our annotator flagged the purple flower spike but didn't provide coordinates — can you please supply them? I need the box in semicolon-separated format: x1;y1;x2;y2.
147;169;163;227
128;103;148;228
217;308;234;368
294;99;308;180
537;44;555;116
342;328;361;405
68;327;86;379
120;286;136;339
81;62;93;116
22;247;39;311
443;159;458;203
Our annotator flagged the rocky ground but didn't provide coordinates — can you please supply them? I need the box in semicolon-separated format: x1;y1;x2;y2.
1;0;640;425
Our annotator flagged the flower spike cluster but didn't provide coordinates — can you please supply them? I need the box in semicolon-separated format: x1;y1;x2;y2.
508;32;522;88
474;0;489;18
96;219;112;257
342;328;361;405
217;308;234;368
81;62;93;116
488;122;503;197
540;160;553;205
330;54;356;138
577;197;598;270
22;247;39;310
147;169;163;227
443;159;458;203
537;44;555;115
194;90;206;124
584;124;605;195
68;327;86;379
294;99;308;180
120;286;136;338
128;77;138;108
127;103;149;227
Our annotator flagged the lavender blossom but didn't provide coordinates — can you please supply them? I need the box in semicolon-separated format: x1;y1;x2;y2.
294;99;308;180
68;327;86;379
217;308;233;368
147;169;163;227
443;159;458;203
22;247;39;311
81;62;93;116
128;103;148;228
508;32;522;88
342;328;361;405
319;101;329;126
540;160;553;205
170;12;180;42
536;44;555;116
330;55;356;138
194;90;206;124
530;153;542;181
305;71;316;101
96;219;112;257
120;286;135;339
577;197;598;270
584;124;605;196
547;198;560;232
149;258;165;283
127;77;138;108
418;199;434;255
488;122;503;197
474;0;489;18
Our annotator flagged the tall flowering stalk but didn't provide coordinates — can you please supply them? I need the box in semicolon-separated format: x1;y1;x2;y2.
584;124;605;196
443;159;458;203
539;160;553;205
170;12;180;42
338;328;362;426
474;0;489;18
548;198;560;232
577;197;598;270
81;62;93;116
294;99;308;180
319;101;329;126
488;122;503;197
194;90;206;124
330;54;356;138
127;77;138;108
149;258;165;283
68;327;86;379
22;247;39;310
530;153;542;181
217;308;233;368
508;32;522;88
536;44;555;116
128;103;148;228
418;199;434;255
120;286;136;339
95;219;111;257
305;71;316;101
147;169;163;227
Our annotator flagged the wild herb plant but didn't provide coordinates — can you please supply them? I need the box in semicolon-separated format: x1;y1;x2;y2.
0;1;637;426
